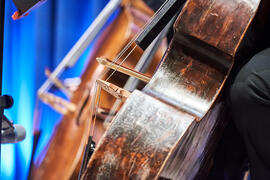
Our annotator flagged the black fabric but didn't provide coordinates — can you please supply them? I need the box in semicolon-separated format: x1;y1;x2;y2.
229;48;270;180
207;120;248;180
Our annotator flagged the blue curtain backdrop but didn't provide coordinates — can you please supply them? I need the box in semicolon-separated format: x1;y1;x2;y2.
1;0;109;179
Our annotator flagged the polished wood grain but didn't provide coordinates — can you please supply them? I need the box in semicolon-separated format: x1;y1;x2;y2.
84;90;195;179
82;0;262;179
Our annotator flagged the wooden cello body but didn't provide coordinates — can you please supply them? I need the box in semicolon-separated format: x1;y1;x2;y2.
31;1;166;179
82;0;266;179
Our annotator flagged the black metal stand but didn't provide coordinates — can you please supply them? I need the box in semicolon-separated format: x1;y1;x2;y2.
0;0;5;162
0;0;15;154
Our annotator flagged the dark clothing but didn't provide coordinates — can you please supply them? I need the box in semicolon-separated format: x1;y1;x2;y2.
230;48;270;180
207;121;249;180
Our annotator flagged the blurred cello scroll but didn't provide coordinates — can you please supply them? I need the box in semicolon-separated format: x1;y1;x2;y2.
82;0;267;179
31;0;168;179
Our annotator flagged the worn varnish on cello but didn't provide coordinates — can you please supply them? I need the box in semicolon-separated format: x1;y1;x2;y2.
82;0;262;179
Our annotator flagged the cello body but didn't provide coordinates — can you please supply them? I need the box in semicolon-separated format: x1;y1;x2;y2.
82;0;266;179
31;1;166;179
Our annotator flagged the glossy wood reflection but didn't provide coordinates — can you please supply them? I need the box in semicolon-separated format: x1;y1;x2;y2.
82;0;263;179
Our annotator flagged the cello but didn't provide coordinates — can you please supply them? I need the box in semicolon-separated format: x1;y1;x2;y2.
30;0;167;179
82;0;270;179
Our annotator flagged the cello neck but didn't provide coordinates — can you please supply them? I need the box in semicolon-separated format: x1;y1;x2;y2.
136;0;186;50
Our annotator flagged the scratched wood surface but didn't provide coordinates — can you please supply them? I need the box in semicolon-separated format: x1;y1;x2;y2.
84;90;195;179
82;0;261;179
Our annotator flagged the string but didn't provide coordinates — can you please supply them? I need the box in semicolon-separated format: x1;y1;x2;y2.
97;0;169;79
88;82;97;137
105;45;137;82
78;1;172;177
90;84;101;137
88;0;169;138
110;0;167;62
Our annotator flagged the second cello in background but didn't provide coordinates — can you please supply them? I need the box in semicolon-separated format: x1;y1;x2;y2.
30;0;167;179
